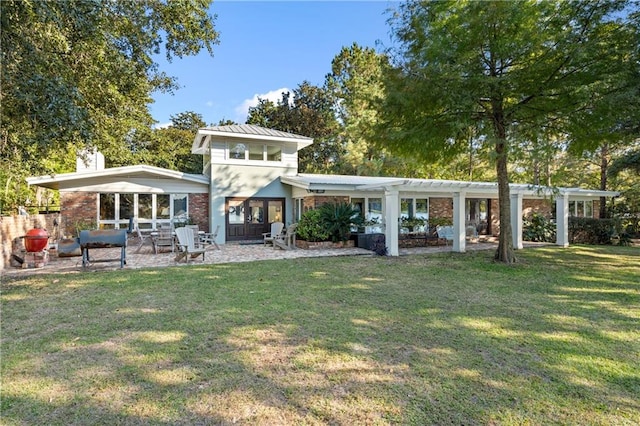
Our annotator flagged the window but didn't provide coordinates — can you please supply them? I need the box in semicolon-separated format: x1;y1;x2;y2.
97;193;188;229
569;200;593;218
268;200;283;223
266;145;282;161
173;194;188;219
139;194;153;220
100;194;115;220
416;198;429;221
368;198;383;223
228;143;282;162
157;195;170;219
248;144;263;160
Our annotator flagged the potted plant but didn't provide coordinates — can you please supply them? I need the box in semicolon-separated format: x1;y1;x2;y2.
400;216;425;232
319;202;363;243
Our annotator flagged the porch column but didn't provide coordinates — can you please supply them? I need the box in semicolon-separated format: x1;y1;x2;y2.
510;192;523;249
452;191;466;253
385;188;400;256
556;193;569;247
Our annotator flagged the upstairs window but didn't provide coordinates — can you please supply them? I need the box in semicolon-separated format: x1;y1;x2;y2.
228;143;282;162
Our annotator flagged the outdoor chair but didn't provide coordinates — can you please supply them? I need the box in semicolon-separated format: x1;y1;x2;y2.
133;226;154;253
152;225;174;254
263;221;284;246
436;225;454;246
200;224;220;250
273;223;297;250
174;227;207;263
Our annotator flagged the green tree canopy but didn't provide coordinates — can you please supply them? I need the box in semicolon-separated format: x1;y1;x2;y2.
246;82;343;172
0;0;218;212
378;0;639;263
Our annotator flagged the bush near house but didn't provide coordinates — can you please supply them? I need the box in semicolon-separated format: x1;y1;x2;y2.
523;213;556;243
318;202;362;242
296;209;330;242
569;217;619;245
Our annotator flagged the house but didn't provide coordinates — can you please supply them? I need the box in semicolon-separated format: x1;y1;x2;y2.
26;124;619;256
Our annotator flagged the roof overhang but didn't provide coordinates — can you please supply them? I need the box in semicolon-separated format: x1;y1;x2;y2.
192;124;314;154
26;165;210;191
281;174;620;199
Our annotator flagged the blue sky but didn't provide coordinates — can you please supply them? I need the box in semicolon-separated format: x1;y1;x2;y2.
149;1;398;127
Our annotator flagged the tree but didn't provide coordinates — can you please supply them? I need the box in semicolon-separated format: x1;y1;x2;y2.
379;0;638;263
0;0;218;212
246;82;343;172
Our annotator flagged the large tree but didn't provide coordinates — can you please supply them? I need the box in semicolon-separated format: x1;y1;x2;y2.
379;0;638;263
0;0;218;212
246;82;343;172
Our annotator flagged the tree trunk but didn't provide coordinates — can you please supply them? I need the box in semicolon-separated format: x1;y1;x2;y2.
599;143;609;218
495;138;516;263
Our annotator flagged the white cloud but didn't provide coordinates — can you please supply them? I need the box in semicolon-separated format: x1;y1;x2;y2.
234;87;292;123
152;122;172;129
206;100;214;107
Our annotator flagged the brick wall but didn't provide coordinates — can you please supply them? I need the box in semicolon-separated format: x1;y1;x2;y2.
60;192;98;238
523;199;553;218
1;213;60;270
302;196;350;212
189;193;210;232
429;198;453;220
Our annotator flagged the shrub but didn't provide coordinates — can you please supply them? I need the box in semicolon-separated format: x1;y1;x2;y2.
523;213;556;242
319;202;363;242
568;217;618;245
296;209;330;242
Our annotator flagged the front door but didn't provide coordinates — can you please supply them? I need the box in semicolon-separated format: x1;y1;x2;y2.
226;198;285;241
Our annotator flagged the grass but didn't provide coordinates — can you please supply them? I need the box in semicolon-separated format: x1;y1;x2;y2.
1;245;639;425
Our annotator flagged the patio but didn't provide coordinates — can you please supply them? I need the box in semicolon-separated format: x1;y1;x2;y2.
1;238;528;277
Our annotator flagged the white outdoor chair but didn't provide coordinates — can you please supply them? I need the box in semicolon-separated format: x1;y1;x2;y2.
174;227;207;263
273;223;298;250
200;224;220;250
263;221;284;246
436;225;454;246
133;226;154;253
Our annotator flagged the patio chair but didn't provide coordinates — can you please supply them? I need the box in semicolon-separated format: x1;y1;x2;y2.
436;225;454;246
273;223;297;250
152;226;174;254
263;221;284;246
174;226;206;263
200;224;220;250
133;226;154;253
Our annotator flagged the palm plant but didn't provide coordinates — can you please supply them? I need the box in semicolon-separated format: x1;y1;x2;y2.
319;202;363;242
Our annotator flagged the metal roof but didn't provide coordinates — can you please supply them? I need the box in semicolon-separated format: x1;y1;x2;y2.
193;124;313;154
281;174;619;198
26;165;209;191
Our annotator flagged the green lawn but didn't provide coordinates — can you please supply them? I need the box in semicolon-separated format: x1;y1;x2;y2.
1;246;639;425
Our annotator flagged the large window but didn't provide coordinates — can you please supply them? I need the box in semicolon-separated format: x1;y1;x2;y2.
97;193;189;230
569;200;593;218
228;143;282;162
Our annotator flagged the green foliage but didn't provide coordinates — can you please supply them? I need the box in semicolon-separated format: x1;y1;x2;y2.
523;213;556;243
568;217;619;245
379;0;638;263
246;82;344;173
296;209;330;242
318;202;362;242
428;217;453;229
0;0;219;210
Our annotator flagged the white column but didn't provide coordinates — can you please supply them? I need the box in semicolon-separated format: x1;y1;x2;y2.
385;188;400;256
510;192;523;250
556;193;569;247
452;192;466;253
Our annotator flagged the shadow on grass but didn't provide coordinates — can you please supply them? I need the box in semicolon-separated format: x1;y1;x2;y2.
1;246;639;424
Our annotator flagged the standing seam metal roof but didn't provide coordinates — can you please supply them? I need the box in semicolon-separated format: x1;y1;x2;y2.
200;124;312;141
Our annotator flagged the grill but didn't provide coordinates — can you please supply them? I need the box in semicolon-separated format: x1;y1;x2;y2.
78;230;127;269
